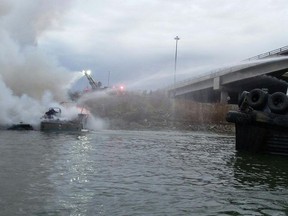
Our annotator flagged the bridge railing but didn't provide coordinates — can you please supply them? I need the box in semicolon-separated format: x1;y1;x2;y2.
245;45;288;61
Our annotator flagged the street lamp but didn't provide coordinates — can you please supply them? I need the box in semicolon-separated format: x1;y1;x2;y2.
174;36;180;96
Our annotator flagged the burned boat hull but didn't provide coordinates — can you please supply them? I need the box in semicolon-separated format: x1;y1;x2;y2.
7;123;34;130
40;120;84;132
40;108;88;132
227;88;288;155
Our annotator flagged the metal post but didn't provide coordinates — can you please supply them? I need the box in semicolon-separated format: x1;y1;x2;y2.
174;36;180;97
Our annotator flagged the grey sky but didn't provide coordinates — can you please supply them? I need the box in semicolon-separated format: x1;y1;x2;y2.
3;0;288;92
0;0;287;125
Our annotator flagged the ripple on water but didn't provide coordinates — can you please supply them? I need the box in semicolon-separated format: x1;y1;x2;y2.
0;130;287;215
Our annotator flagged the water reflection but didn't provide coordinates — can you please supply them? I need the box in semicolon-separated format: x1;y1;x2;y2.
233;152;288;189
1;130;288;215
47;133;98;215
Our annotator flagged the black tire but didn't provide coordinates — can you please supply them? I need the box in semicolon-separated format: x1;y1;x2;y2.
268;92;288;114
238;91;249;108
247;89;268;110
226;111;252;124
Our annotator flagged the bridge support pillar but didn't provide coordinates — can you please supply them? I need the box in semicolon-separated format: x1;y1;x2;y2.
213;77;220;90
220;90;229;104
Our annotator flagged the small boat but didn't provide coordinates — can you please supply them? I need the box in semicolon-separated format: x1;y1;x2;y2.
226;88;288;155
7;122;34;130
40;107;88;132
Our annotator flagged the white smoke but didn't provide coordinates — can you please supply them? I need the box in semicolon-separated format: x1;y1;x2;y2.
86;115;109;131
0;0;81;127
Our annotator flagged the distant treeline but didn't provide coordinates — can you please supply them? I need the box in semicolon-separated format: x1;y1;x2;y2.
77;90;237;132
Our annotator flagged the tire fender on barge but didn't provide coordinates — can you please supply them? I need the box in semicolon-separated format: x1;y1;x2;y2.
227;89;288;156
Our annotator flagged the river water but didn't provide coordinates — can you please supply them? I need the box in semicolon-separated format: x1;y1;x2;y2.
0;130;287;216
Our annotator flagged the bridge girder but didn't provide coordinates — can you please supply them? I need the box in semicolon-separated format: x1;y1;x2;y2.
169;58;288;104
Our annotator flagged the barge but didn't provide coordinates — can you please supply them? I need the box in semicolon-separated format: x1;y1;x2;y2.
226;89;288;155
40;107;88;132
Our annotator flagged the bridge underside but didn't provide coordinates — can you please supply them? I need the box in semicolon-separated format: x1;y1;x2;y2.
175;72;288;104
176;88;220;103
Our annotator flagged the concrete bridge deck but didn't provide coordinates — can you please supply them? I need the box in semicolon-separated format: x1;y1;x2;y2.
167;46;288;104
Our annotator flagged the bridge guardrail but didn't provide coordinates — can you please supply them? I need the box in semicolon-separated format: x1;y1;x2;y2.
246;45;288;61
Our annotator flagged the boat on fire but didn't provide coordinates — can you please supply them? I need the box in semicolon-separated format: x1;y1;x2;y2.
40;107;88;132
226;88;288;155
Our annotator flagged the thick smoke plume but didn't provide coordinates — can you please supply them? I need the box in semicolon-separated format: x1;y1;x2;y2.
0;0;80;126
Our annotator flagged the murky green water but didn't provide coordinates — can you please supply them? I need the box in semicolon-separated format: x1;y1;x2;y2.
0;130;287;215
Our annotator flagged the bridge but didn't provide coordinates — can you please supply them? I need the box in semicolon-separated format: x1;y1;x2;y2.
167;46;288;104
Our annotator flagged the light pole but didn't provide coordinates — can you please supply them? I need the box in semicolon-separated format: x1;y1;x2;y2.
174;36;180;96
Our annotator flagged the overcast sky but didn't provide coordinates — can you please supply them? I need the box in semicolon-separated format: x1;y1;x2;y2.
2;0;288;91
